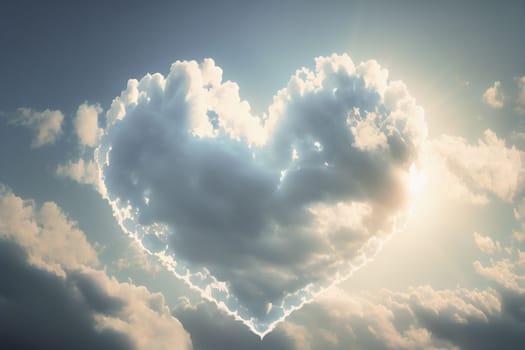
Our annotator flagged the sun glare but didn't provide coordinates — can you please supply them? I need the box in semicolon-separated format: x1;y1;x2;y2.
408;163;426;196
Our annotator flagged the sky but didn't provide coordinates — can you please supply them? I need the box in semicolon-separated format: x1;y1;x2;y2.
1;0;525;349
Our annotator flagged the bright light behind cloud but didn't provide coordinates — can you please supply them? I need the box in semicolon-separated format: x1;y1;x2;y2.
95;54;427;336
408;163;426;196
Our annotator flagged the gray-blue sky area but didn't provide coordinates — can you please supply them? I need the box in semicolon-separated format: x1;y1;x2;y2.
1;1;525;349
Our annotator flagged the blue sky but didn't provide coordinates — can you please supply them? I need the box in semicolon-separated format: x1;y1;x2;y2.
1;1;525;349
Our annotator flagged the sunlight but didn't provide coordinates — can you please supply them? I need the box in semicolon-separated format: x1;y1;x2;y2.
408;163;426;196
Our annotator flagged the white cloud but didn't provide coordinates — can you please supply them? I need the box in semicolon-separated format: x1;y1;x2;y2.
275;223;525;350
470;239;525;334
351;111;388;151
0;185;192;350
282;269;522;350
268;283;501;350
472;235;525;294
114;240;160;273
512;197;525;242
309;287;443;349
56;158;103;193
482;81;504;109
10;107;64;147
473;232;501;255
431;129;525;203
175;245;525;350
85;268;192;350
56;102;105;193
167;199;525;349
75;103;104;147
96;54;428;332
0;184;99;272
474;259;525;293
513;231;525;242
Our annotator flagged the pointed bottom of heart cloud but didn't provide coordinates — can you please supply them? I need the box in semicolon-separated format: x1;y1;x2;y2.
95;156;412;336
104;190;407;337
94;53;426;336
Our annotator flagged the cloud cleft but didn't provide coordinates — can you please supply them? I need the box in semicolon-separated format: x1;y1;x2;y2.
95;54;427;335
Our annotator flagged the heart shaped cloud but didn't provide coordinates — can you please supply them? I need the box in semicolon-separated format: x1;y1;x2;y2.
95;54;427;336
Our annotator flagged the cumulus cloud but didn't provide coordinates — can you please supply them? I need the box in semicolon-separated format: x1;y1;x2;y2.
474;259;525;293
470;233;525;327
75;102;104;147
56;101;105;192
306;210;525;350
83;268;192;350
173;258;525;350
174;300;295;350
284;286;499;350
0;184;99;272
280;234;525;350
96;54;427;331
0;241;132;350
473;232;501;255
430;129;525;203
0;186;192;350
56;157;103;193
10;107;63;147
482;81;504;109
472;236;525;294
169;219;525;350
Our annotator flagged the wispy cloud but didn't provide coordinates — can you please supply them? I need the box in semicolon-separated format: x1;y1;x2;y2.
75;103;103;148
10;107;63;147
430;129;525;203
482;81;504;109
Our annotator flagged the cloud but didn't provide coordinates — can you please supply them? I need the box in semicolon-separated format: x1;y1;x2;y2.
114;240;160;273
430;129;525;203
56;102;106;192
512;197;525;242
384;285;524;350
482;81;504;109
55;102;105;192
0;184;99;272
513;231;525;242
474;259;525;293
174;300;295;350
83;268;192;350
56;157;103;193
473;232;501;255
284;285;497;350
472;236;525;294
175;281;517;350
96;54;427;332
173;235;525;350
0;186;192;350
10;107;64;147
280;235;525;350
75;103;104;147
0;240;132;350
175;225;525;350
284;288;431;350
